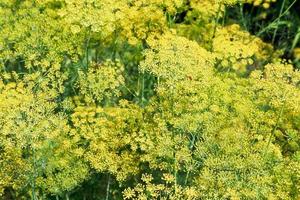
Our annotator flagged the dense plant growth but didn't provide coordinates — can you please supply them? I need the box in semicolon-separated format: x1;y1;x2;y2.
0;0;300;199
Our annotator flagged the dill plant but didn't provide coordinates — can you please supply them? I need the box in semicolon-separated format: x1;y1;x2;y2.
0;0;299;199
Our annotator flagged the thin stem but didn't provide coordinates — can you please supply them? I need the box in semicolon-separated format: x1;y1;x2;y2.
289;28;300;55
222;7;226;26
106;175;111;200
184;170;190;186
239;3;247;29
31;147;37;200
257;0;297;37
85;27;91;70
141;72;145;106
212;3;222;40
174;151;177;196
272;0;286;44
65;193;70;200
264;93;286;155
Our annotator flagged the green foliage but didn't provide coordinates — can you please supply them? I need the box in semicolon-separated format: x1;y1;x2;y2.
0;80;88;198
0;0;300;199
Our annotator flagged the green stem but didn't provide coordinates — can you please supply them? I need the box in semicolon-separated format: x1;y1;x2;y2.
212;3;222;40
65;193;70;200
257;0;297;38
184;170;190;186
31;147;37;200
272;0;286;44
174;151;177;196
106;174;111;200
264;96;286;155
289;28;300;55
85;27;91;70
239;3;247;29
141;72;145;106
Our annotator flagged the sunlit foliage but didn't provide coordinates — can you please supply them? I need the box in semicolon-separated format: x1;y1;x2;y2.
0;0;299;199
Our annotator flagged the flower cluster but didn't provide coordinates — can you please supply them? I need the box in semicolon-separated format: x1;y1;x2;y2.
0;0;299;199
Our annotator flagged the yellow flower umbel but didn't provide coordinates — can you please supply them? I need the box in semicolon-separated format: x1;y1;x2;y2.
77;59;124;105
213;24;276;72
245;0;276;9
140;32;215;83
71;101;144;181
0;80;88;197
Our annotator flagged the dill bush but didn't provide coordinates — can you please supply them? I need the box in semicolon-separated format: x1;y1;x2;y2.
0;0;299;199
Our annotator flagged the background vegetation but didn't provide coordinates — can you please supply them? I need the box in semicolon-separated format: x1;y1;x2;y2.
0;0;300;199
